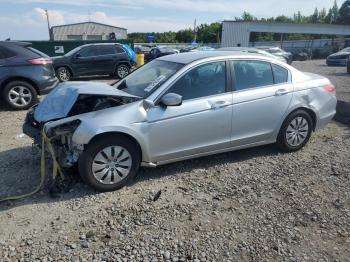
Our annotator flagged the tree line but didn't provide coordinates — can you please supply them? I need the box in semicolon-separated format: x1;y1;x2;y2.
127;0;350;43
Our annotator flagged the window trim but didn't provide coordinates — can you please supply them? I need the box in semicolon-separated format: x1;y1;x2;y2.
230;59;291;93
154;59;230;104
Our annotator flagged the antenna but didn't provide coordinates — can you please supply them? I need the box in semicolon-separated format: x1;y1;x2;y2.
193;18;197;43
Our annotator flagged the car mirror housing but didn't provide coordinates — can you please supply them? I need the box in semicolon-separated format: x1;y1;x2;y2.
161;93;182;107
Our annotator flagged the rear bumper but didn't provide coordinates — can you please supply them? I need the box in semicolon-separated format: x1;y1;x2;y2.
37;77;59;95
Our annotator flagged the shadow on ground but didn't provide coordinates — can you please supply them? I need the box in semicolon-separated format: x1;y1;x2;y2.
0;143;281;211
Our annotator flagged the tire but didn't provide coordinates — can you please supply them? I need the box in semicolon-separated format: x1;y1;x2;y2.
56;67;71;82
2;81;38;110
78;135;140;192
277;110;313;152
115;64;130;79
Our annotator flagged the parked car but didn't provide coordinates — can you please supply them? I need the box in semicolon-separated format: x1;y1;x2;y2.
23;52;337;191
0;41;58;110
326;47;350;66
347;56;350;74
145;46;177;62
218;47;287;63
53;43;132;82
256;46;293;64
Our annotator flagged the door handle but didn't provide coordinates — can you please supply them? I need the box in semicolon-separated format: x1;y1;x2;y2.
210;100;230;109
275;89;288;96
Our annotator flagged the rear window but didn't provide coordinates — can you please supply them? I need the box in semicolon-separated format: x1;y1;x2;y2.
27;47;49;58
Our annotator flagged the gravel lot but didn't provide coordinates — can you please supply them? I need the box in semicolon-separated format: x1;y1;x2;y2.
0;60;349;261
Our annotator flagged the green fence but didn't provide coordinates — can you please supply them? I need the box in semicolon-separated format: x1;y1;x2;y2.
25;40;133;57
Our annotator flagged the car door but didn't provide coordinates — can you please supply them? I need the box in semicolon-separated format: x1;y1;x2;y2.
71;46;98;76
94;45;118;75
230;60;293;146
143;61;233;163
0;47;10;83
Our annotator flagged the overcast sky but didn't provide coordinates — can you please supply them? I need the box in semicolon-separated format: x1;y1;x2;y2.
0;0;337;40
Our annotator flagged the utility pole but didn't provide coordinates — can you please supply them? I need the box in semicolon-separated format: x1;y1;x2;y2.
45;9;52;40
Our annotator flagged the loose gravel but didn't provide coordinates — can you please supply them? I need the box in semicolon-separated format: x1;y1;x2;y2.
0;60;349;261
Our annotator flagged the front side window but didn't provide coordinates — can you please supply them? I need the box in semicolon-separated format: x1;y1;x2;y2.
98;45;116;56
78;46;97;57
272;64;289;84
232;60;274;90
115;60;183;98
165;61;226;100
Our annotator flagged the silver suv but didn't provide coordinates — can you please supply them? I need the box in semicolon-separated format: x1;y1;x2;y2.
24;52;337;191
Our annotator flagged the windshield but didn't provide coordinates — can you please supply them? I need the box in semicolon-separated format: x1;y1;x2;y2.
65;46;83;56
115;60;183;98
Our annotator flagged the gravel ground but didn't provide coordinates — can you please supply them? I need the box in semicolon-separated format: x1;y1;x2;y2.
0;60;349;261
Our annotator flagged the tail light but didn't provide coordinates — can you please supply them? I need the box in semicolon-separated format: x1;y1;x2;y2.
28;58;53;65
323;84;336;93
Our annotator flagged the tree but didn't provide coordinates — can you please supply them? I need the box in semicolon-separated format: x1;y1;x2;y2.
175;29;194;43
337;0;350;24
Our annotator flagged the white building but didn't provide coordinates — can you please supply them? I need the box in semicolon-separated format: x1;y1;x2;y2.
51;22;127;41
221;21;350;47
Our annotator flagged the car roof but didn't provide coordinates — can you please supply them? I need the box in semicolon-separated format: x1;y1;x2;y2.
157;51;273;64
0;41;32;47
80;43;123;48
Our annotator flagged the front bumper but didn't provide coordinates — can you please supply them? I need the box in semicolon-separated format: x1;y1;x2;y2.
23;107;42;145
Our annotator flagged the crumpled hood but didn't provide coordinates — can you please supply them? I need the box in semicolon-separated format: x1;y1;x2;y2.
34;81;137;122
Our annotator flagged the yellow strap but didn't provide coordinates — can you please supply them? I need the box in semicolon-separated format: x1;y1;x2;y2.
0;130;63;202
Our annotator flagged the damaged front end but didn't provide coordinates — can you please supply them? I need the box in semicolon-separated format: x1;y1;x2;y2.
23;81;139;169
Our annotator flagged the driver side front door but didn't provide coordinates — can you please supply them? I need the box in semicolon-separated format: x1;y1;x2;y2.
142;61;233;163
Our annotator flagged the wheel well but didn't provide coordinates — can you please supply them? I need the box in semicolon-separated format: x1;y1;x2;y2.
290;107;317;131
116;62;131;69
55;66;73;76
88;132;142;160
1;77;39;93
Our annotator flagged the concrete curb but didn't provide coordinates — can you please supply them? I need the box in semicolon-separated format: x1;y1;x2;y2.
334;100;350;125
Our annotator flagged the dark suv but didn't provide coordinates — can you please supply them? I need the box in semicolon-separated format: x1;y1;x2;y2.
53;43;132;82
0;41;58;110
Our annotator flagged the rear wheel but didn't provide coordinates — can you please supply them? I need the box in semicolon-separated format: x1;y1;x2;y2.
78;135;140;191
115;64;130;79
2;81;38;110
277;110;313;152
56;67;71;82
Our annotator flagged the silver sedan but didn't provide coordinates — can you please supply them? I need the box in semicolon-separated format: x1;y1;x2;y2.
24;51;337;191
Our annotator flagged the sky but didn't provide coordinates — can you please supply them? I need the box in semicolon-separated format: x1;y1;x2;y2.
0;0;337;40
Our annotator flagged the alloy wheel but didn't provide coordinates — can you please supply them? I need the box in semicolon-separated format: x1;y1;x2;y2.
117;65;129;78
59;68;70;81
8;86;32;107
285;116;309;147
92;146;132;185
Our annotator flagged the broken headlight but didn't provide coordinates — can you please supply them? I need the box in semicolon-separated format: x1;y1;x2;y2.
46;120;81;138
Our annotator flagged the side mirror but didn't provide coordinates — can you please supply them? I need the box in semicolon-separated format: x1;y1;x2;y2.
161;93;182;107
74;53;81;59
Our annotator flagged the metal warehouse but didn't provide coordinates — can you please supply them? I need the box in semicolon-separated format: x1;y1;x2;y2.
221;21;350;47
51;22;127;41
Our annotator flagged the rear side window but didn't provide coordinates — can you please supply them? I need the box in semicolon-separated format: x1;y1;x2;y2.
232;60;274;90
272;64;289;84
79;46;97;57
0;46;16;59
115;46;125;54
98;45;116;56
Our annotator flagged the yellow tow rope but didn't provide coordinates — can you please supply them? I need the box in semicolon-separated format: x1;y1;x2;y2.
0;131;64;202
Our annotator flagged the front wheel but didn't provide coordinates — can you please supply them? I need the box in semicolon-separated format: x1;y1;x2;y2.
78;135;140;191
115;64;130;79
277;110;313;152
